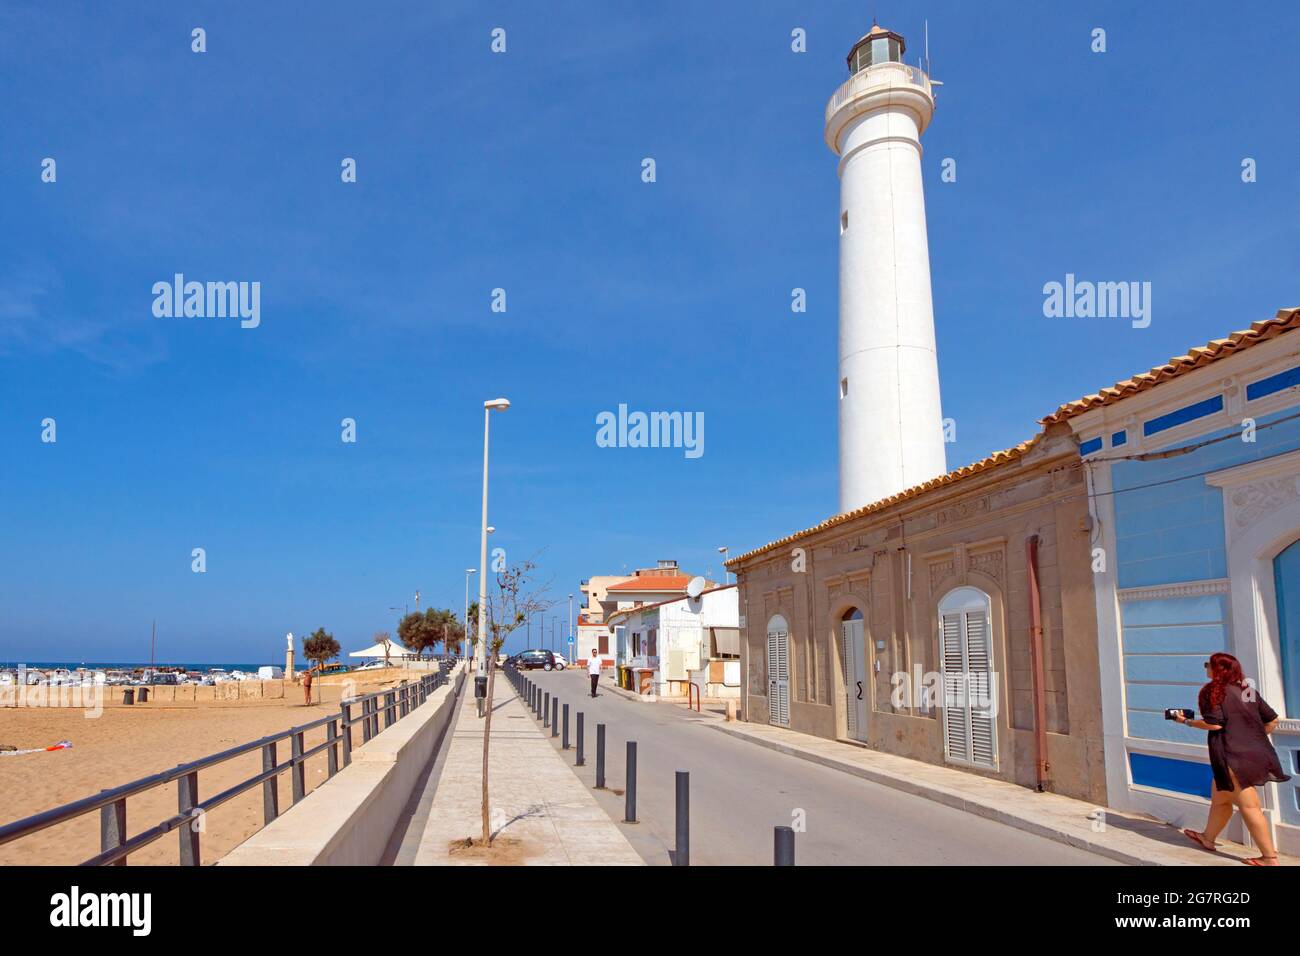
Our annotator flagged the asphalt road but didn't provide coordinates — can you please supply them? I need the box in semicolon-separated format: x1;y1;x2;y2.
522;669;1118;866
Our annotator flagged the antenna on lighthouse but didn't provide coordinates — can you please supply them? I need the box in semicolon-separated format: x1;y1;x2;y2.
925;20;944;89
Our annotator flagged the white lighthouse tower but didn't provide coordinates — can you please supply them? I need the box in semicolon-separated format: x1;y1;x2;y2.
826;24;946;513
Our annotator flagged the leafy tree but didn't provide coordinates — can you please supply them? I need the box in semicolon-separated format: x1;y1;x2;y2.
479;559;554;845
430;608;465;658
302;628;340;670
397;612;430;657
398;608;465;659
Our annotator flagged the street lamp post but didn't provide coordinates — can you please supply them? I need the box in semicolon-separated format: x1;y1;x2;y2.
464;568;476;660
476;399;510;679
718;546;730;584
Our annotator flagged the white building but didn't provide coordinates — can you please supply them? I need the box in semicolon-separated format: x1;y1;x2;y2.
609;586;740;698
575;561;712;668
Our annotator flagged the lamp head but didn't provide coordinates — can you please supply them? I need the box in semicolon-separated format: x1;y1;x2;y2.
484;398;511;411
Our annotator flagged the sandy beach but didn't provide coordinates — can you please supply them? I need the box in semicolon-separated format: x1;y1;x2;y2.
0;668;428;865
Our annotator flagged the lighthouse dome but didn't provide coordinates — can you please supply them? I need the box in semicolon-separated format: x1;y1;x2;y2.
847;23;905;74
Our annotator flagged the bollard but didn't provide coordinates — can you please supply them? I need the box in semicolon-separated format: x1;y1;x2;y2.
774;826;795;866
576;712;585;764
624;741;638;823
562;703;570;749
675;771;689;866
595;723;606;788
551;697;559;737
543;691;550;726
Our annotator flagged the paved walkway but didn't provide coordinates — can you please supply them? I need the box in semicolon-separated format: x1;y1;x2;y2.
712;719;1299;867
411;671;642;866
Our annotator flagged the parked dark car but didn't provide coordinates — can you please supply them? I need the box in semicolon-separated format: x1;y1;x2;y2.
510;649;557;671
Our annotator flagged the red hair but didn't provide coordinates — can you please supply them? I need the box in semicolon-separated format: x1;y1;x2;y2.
1201;652;1246;710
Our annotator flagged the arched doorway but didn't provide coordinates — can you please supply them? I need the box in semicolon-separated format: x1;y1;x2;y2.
938;586;997;770
766;615;790;726
839;609;868;742
1273;540;1300;715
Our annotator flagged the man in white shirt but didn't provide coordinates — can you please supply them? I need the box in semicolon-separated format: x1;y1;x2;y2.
587;649;602;698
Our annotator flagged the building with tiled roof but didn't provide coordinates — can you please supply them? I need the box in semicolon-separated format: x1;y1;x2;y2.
575;561;716;667
726;308;1300;811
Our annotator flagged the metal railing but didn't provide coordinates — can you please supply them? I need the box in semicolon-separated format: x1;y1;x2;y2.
687;681;701;713
825;60;931;123
0;668;453;865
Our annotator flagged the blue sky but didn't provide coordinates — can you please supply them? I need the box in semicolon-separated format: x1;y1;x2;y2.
2;1;1298;664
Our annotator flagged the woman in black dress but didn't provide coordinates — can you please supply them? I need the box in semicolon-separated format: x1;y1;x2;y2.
1178;652;1290;865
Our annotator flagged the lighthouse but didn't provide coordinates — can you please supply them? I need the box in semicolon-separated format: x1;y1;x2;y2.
826;24;946;513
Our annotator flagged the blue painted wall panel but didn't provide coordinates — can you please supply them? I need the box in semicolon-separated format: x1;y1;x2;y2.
1278;741;1300;825
1127;710;1204;744
1121;595;1227;626
1120;553;1217;589
1125;682;1203;712
1246;364;1300;401
1125;655;1210;683
1143;396;1224;437
1123;623;1225;654
1129;751;1212;798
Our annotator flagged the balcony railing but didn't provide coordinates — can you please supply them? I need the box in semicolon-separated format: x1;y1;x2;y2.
826;61;931;126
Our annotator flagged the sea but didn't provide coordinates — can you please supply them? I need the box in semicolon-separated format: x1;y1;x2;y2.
0;661;272;673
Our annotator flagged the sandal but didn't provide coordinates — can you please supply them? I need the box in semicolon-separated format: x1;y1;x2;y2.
1182;828;1217;851
1243;856;1279;866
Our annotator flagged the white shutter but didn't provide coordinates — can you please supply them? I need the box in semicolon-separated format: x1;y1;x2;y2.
965;612;996;768
767;625;789;726
940;603;998;770
777;629;789;725
940;611;969;763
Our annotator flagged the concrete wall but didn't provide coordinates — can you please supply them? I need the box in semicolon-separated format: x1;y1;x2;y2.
217;664;466;866
99;679;348;707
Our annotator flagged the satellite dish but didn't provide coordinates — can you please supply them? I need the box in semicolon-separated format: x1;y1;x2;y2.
686;576;706;599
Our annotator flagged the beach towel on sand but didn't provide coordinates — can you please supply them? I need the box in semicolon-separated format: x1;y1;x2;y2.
0;740;72;756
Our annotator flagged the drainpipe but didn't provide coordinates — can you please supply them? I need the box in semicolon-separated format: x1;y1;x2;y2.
1024;535;1050;792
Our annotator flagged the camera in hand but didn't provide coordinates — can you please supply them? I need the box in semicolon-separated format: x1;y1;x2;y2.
1163;708;1194;721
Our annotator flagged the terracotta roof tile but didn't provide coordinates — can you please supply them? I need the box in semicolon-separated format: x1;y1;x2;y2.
605;575;692;592
728;437;1041;566
1040;308;1300;425
730;309;1300;569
